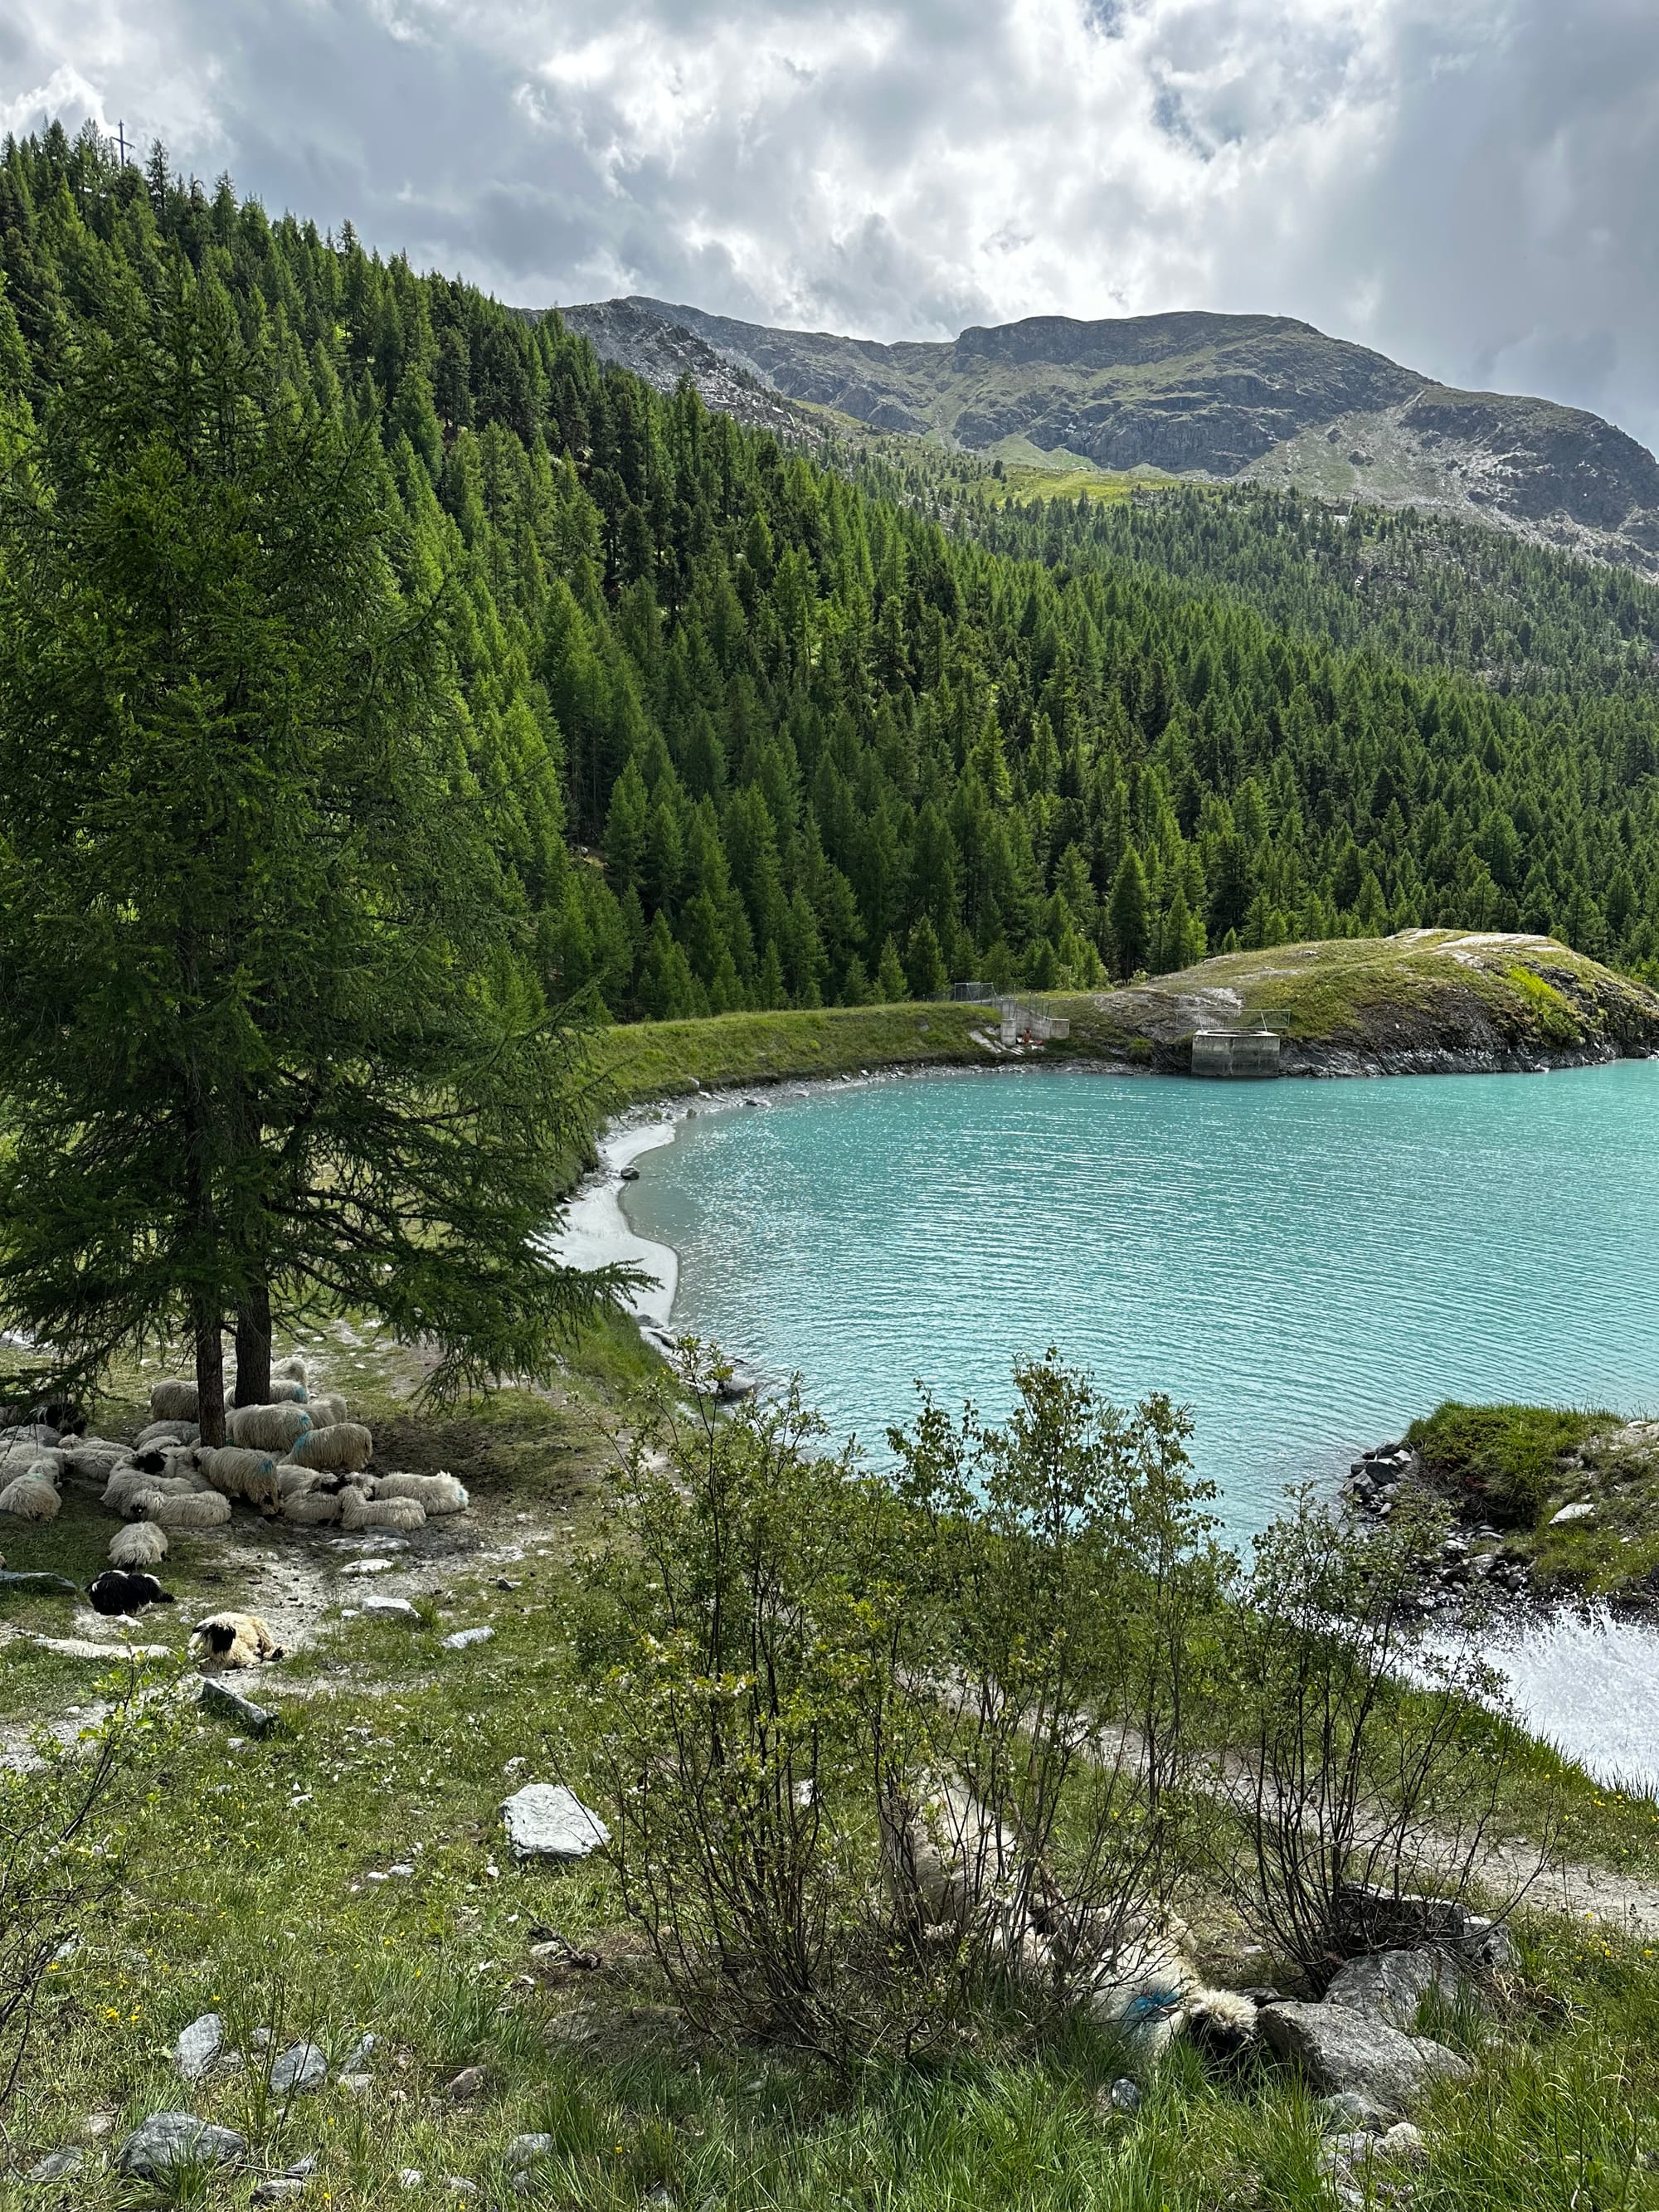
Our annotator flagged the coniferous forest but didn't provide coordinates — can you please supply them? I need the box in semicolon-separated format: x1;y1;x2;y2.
7;119;1659;1032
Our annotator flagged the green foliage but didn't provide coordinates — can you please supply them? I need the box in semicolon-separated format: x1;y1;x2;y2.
0;278;621;1416
1406;1402;1598;1529
6;122;1659;1063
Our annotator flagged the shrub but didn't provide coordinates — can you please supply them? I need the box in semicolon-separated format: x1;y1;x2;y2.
1217;1487;1542;1988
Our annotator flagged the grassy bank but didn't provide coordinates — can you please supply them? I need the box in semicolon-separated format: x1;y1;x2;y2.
1405;1400;1659;1607
587;932;1659;1111
1;1325;1658;2207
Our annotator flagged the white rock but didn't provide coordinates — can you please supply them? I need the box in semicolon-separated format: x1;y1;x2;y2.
399;2171;424;2190
441;1626;494;1650
342;1558;397;1577
1550;1500;1595;1524
174;2011;226;2080
361;1596;420;1622
25;2147;84;2182
500;1782;610;1861
508;2132;556;2167
118;2112;247;2178
338;2031;377;2074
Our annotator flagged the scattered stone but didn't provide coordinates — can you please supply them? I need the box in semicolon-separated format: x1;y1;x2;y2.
444;2065;485;2100
78;2113;114;2141
444;2181;478;2198
1550;1501;1595;1524
270;2041;329;2095
1321;2090;1389;2132
336;2032;377;2076
399;2170;424;2189
342;1558;397;1577
252;2182;306;2204
118;2112;248;2179
1107;2077;1141;2115
24;2147;84;2183
508;2132;555;2168
1335;1883;1514;1966
280;2153;320;2178
361;1596;419;1623
1260;2002;1470;2113
388;1862;415;1878
1325;1947;1461;2029
1380;2122;1429;2167
199;1678;278;1736
0;1570;77;1596
174;2010;226;2079
501;1782;610;1861
338;2074;372;2095
440;1626;494;1650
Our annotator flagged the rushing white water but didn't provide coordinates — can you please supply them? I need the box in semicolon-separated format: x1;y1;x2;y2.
1462;1606;1659;1796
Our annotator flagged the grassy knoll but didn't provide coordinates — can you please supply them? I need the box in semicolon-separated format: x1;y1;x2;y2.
588;933;1659;1111
1407;1400;1659;1608
0;1322;1657;2207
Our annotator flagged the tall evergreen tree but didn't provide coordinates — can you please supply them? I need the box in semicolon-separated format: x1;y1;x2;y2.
0;281;618;1431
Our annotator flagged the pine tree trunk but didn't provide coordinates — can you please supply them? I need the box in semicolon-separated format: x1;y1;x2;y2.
194;1303;227;1447
234;1281;273;1407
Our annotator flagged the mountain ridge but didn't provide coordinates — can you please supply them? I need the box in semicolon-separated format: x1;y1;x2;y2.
559;295;1659;576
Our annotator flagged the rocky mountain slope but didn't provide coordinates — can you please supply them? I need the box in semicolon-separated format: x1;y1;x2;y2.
559;297;1659;576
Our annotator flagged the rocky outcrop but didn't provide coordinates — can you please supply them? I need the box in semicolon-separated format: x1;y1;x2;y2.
559;297;1659;576
1260;2001;1470;2112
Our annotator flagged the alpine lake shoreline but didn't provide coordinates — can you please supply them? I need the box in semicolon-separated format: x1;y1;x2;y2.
0;931;1657;2204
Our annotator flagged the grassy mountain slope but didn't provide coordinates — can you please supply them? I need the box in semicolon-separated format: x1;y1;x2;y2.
563;296;1659;578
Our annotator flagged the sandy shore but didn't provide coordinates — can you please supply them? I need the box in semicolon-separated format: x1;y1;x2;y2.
553;1114;684;1326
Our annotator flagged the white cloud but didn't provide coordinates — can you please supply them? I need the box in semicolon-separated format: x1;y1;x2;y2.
6;0;1659;448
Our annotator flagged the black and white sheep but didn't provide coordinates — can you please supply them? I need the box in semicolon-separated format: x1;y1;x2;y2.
192;1612;284;1667
90;1569;174;1616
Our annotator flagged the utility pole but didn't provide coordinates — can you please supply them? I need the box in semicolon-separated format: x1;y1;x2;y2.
116;120;129;164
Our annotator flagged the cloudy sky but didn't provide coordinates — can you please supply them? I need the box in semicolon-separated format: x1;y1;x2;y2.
8;0;1659;447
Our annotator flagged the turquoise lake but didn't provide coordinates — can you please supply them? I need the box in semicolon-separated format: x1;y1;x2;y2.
623;1061;1659;1539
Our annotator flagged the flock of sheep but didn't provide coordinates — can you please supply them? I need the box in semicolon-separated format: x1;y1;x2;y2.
0;1352;469;1571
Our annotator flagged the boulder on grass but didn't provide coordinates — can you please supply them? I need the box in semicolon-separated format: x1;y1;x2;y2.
117;2112;246;2180
1260;2001;1469;2115
501;1782;609;1861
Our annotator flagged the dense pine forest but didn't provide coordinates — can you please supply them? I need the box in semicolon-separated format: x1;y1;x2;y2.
6;119;1659;1025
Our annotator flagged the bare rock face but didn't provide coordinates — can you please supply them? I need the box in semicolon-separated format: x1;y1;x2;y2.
1323;1947;1462;2030
118;2112;247;2179
1260;2001;1470;2113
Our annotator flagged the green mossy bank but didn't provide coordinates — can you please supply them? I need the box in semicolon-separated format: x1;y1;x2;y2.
590;928;1659;1106
1398;1400;1659;1610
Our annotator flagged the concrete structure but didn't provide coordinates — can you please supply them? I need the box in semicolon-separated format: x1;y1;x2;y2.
997;997;1072;1045
1191;1027;1281;1078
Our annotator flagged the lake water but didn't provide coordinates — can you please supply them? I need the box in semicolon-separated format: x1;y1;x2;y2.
623;1060;1659;1538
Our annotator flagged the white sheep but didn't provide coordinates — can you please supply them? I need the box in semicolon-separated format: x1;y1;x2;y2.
0;1422;58;1450
274;1354;309;1386
141;1489;231;1531
304;1392;348;1429
227;1402;311;1453
280;1488;343;1526
284;1422;372;1475
267;1378;308;1405
0;1440;60;1480
371;1471;468;1516
199;1446;280;1511
192;1612;284;1667
0;1470;59;1520
149;1379;200;1422
338;1489;425;1533
135;1418;199;1447
879;1781;1018;1933
61;1439;129;1481
109;1519;169;1568
276;1464;324;1499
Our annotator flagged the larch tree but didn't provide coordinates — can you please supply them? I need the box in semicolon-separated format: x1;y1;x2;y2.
0;280;623;1440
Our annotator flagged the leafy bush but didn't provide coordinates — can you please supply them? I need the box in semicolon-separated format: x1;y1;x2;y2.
1217;1487;1543;1988
582;1345;1228;2060
1407;1401;1596;1527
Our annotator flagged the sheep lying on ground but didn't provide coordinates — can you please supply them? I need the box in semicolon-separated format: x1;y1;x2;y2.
1184;1987;1261;2070
280;1487;343;1525
228;1402;311;1453
136;1419;199;1448
193;1612;284;1667
0;1466;60;1520
0;1440;62;1480
90;1569;174;1616
139;1489;231;1531
283;1421;372;1475
149;1379;199;1422
371;1471;468;1515
880;1779;1019;1933
199;1446;280;1511
103;1461;205;1514
109;1519;168;1568
265;1378;308;1405
61;1439;129;1482
338;1488;425;1533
